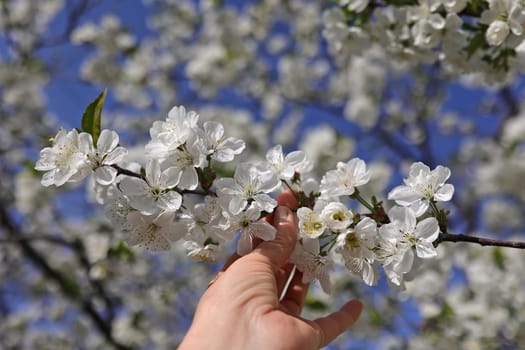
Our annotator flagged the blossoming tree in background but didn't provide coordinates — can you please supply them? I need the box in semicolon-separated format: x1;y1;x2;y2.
2;0;525;348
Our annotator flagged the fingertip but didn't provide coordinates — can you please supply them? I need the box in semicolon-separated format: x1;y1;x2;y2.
314;299;364;347
250;205;297;270
276;189;299;208
343;299;364;324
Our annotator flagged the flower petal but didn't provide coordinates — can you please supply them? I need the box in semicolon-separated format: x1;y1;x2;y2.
236;232;253;256
94;166;117;185
416;217;439;241
416;241;438;258
434;184;454;202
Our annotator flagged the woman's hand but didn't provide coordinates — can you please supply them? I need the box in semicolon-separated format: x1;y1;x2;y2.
179;191;363;349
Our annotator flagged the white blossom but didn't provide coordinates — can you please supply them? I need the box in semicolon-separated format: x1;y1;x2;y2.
320;202;353;233
221;207;277;256
486;20;510;46
388;162;454;216
124;211;183;251
35;128;91;187
163;135;207;190
214;163;280;215
145;105;199;157
320;158;370;197
290;238;334;294
198;121;245;162
297;207;326;239
265;144;308;180
119;159;182;215
335;217;378;285
84;129;128;185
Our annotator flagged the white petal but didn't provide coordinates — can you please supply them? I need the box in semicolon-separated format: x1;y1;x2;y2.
362;262;376;286
178;167;198;190
250;221;276;241
266;145;283;163
434;184;454;202
302;237;321;254
97;129;119;154
236;232;253;256
228;196;247;215
161;167;182;188
409;200;429;217
94;166;117;185
105;147;127;164
119;177;149;196
285;150;306;167
416;217;440;241
252;194;277;213
416;241;438;258
395;248;414;274
157;191;182;212
432;165;451;185
204;121;224;142
388;185;421;205
41;171;56;187
146;159;161;186
428;14;445;29
35;148;55;171
408;162;430;179
145;234;171;251
388;206;416;231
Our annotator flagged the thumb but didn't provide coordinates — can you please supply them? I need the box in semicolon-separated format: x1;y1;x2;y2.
250;205;297;271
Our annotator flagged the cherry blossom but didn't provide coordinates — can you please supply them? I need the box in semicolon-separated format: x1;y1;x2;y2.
265;144;309;180
297;207;326;239
198;121;245;162
119;159;182;215
319;158;371;197
290;238;334;294
124;211;183;251
388;162;454;216
214;163;280;215
84;129;128;185
335;217;378;286
35;128;91;186
220;207;277;256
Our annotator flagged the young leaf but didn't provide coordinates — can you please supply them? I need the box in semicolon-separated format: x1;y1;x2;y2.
81;89;107;145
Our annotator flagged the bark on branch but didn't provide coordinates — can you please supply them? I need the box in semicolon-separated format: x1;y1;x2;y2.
435;232;525;249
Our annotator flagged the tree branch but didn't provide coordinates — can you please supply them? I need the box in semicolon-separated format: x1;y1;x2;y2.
0;206;132;350
435;232;525;249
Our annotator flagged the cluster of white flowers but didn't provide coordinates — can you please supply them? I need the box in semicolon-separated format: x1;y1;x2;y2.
324;0;525;83
36;105;454;293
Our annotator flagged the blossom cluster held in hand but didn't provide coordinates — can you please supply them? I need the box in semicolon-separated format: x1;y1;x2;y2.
36;105;454;293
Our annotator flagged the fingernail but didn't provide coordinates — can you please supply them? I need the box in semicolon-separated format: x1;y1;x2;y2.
276;206;289;224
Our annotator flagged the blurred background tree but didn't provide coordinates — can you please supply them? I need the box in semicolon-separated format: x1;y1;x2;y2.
1;0;525;348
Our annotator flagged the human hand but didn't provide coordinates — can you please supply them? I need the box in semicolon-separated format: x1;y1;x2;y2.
178;191;363;350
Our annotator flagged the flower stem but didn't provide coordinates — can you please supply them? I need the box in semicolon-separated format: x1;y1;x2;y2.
429;200;440;218
352;191;375;212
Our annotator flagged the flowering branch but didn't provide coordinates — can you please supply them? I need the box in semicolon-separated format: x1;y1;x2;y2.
35;99;525;294
435;233;525;249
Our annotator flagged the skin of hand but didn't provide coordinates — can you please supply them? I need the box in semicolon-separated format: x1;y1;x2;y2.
178;191;363;350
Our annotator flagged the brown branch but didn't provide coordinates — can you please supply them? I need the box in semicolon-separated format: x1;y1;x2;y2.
0;206;132;350
112;164;144;179
435;232;525;249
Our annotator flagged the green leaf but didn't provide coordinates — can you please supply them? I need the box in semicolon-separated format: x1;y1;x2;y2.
81;89;107;145
464;30;487;59
305;295;328;311
492;247;505;270
108;241;135;262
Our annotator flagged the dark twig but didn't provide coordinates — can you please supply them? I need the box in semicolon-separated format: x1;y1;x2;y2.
435;232;525;249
